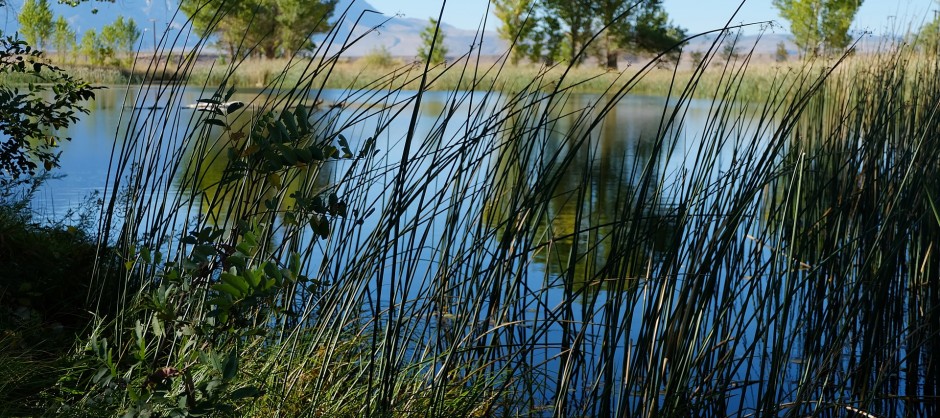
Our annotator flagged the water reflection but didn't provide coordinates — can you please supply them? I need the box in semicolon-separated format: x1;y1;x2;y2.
176;105;338;229
487;95;682;296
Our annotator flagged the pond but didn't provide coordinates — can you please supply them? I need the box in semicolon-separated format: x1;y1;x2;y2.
29;81;937;416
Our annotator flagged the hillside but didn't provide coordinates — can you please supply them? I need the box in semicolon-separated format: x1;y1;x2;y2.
0;0;887;62
0;0;507;58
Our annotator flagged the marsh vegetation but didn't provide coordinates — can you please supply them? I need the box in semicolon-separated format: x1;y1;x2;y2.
2;1;940;417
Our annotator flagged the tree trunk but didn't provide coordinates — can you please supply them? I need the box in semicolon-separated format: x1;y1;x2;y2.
606;50;618;70
263;42;277;60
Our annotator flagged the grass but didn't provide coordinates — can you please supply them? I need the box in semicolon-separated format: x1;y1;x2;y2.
3;5;940;418
1;45;857;103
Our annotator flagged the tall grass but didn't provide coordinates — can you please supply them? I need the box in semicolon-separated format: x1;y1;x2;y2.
52;2;940;417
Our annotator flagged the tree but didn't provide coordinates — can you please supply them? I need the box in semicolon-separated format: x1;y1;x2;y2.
179;0;337;59
79;29;111;65
52;16;76;63
0;34;97;180
720;40;739;61
101;16;140;62
775;41;789;62
492;0;536;65
914;7;940;54
514;0;684;69
617;1;685;68
526;12;566;66
17;0;54;49
542;0;594;65
773;0;863;56
418;18;447;66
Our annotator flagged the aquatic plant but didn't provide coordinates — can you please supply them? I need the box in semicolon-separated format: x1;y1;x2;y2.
42;2;940;417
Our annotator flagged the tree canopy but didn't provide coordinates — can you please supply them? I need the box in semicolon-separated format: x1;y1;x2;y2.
18;0;54;50
491;0;536;65
52;15;76;58
179;0;337;59
101;15;141;59
773;0;863;56
418;18;447;66
492;0;685;69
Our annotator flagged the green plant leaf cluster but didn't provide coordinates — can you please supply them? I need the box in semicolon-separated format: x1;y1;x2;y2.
69;221;313;416
418;18;448;66
0;35;98;180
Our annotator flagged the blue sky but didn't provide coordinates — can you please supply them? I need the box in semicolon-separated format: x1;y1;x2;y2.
367;0;938;36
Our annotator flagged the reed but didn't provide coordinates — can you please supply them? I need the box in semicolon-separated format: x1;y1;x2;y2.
38;2;940;417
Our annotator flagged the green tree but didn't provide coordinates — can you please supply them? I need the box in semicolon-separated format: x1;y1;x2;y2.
613;0;685;69
915;7;940;54
492;0;536;65
179;0;337;59
517;0;683;69
100;16;140;62
775;41;790;62
17;0;54;49
52;16;76;63
542;0;594;65
79;29;111;65
773;0;863;56
418;18;447;66
0;34;97;180
527;12;566;66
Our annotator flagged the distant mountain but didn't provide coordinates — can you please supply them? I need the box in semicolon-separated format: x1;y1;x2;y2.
0;0;888;60
321;0;507;58
0;0;508;57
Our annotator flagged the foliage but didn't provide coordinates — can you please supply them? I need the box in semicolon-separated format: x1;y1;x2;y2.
0;181;115;416
541;0;594;65
775;40;790;62
51;16;75;62
492;0;536;65
100;15;140;62
78;29;111;65
914;10;940;54
17;0;54;49
0;35;97;180
510;0;684;68
359;45;397;68
178;0;337;59
418;18;447;66
594;0;686;69
6;1;940;415
773;0;864;56
67;225;291;416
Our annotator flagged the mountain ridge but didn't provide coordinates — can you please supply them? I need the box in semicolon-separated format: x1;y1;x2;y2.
1;0;885;61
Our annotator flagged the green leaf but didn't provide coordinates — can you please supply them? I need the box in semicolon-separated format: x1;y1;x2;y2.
244;269;261;289
312;216;330;239
152;316;165;338
221;273;249;294
212;283;244;298
282;112;298;136
264;262;282;282
204;118;227;128
230;386;262;400
224;85;236;101
267;172;282;189
223;350;239;381
226;101;245;114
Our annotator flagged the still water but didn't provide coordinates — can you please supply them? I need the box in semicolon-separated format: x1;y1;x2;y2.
33;84;928;416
